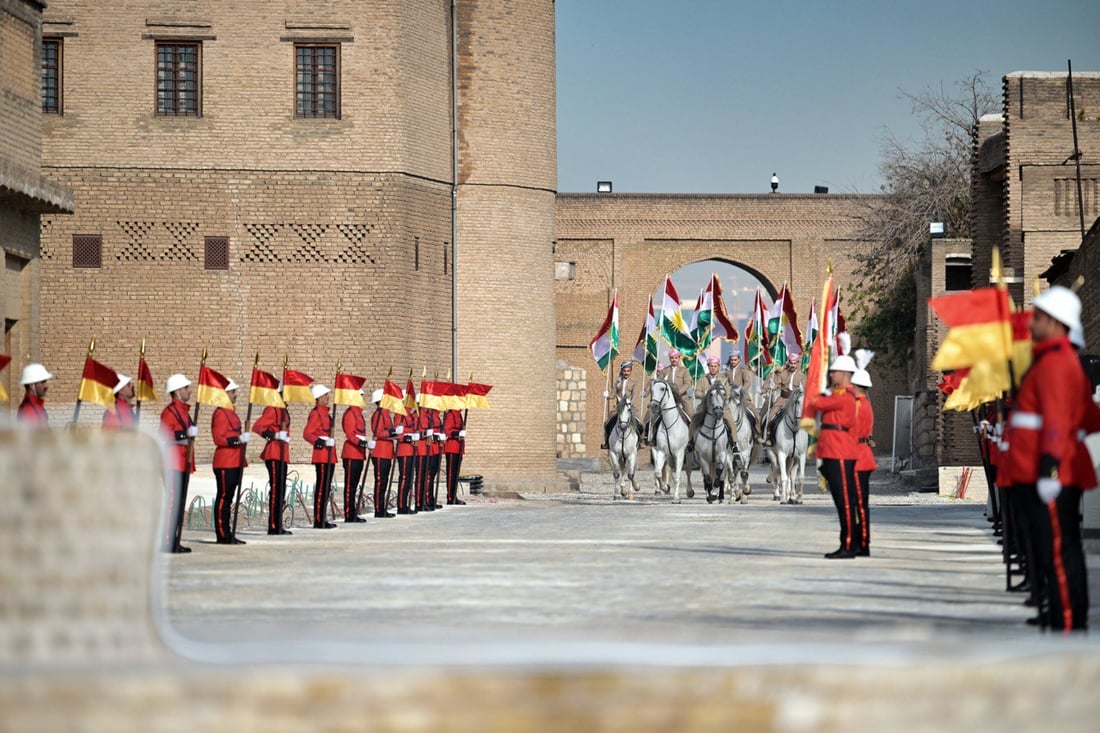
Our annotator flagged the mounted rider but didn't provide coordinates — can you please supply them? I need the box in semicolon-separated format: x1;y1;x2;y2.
690;356;733;447
650;350;695;445
603;360;642;447
761;352;805;446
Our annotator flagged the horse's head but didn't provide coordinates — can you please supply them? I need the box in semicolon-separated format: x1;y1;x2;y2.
788;385;805;416
648;378;670;414
616;394;634;425
705;381;727;416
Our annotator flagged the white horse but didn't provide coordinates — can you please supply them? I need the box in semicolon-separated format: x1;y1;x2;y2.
693;381;742;504
607;394;641;500
647;378;693;503
726;384;758;500
766;386;808;504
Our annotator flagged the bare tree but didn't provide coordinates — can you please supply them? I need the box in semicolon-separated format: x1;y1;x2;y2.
849;71;998;366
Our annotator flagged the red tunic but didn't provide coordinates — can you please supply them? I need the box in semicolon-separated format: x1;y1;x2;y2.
415;410;432;457
160;397;196;473
443;410;465;455
806;386;858;460
252;406;290;463
1001;335;1099;489
304;404;336;465
211;406;247;469
395;411;418;458
103;397;137;430
370;408;396;459
854;394;877;471
423;408;443;456
17;393;48;427
341;405;368;461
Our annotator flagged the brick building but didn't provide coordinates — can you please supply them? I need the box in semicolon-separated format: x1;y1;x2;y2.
0;0;72;401
35;0;559;488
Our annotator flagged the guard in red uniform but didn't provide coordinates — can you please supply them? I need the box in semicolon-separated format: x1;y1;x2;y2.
851;363;876;556
1001;286;1099;632
304;383;337;529
211;379;248;545
805;355;860;559
252;398;292;535
368;389;397;518
341;391;369;524
443;408;467;505
414;398;435;511
103;374;138;429
17;363;52;427
160;373;197;553
395;403;419;514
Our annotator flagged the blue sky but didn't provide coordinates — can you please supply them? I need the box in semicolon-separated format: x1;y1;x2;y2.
557;0;1100;195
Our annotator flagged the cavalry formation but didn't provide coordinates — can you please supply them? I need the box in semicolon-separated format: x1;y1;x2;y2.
608;376;810;504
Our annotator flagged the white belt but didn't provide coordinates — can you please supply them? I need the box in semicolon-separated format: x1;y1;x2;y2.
1010;412;1042;430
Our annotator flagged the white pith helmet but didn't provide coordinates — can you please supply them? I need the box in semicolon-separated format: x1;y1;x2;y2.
1070;324;1086;350
165;373;191;394
20;363;53;385
851;369;872;388
310;383;331;399
828;355;857;373
371;388;383;403
113;374;133;394
226;379;239;392
1033;285;1082;332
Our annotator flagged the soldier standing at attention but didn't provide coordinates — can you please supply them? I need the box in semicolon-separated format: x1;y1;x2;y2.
17;363;53;427
340;389;369;524
805;355;860;559
368;389;397;518
211;379;248;545
1001;286;1099;632
443;406;467;505
425;404;445;510
415;395;435;512
160;373;198;553
850;362;876;557
304;383;337;529
103;374;138;430
395;400;419;514
252;394;292;535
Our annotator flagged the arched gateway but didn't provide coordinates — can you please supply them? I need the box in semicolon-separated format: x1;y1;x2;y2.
553;192;880;458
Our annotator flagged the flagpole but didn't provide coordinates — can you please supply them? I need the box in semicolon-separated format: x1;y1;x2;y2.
232;353;259;539
135;338;146;421
72;335;95;424
189;347;207;473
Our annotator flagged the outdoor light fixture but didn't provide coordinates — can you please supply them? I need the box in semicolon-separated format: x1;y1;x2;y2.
929;222;946;238
770;173;779;193
596;181;613;193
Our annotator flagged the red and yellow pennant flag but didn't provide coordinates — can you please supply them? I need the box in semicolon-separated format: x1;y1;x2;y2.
1009;309;1033;387
465;382;493;409
136;357;157;402
419;380;449;411
380;379;407;416
78;357;119;408
929;286;1013;400
250;368;285;408
801;273;839;426
282;368;314;403
0;354;11;403
443;382;468;410
404;379;418;412
334;372;367;407
196;365;234;409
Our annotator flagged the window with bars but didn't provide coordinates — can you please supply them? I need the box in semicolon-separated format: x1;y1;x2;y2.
42;38;62;114
156;42;201;116
204;237;229;270
295;44;340;118
72;235;102;269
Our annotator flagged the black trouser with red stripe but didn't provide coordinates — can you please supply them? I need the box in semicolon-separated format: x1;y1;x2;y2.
1016;483;1088;632
416;453;432;510
820;458;859;553
313;462;335;527
372;456;392;516
266;459;288;532
214;466;243;543
164;470;190;552
446;453;464;503
427;453;442;507
342;458;365;520
857;469;872;551
397;455;416;512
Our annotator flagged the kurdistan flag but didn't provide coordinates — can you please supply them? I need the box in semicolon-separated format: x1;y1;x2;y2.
801;298;818;372
766;283;802;366
659;276;696;355
745;288;773;378
631;295;659;375
589;290;620;371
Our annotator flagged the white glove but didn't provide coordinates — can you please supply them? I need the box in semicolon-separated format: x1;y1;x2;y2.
459;430;466;438
1037;477;1062;503
187;425;199;438
239;433;250;444
426;429;434;436
410;432;421;441
324;437;335;447
276;430;290;442
356;434;369;442
367;440;377;450
602;390;609;398
395;425;405;435
435;432;445;440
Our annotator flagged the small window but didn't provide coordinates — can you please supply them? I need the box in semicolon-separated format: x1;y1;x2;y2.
42;38;62;114
414;237;419;271
72;235;102;269
157;42;201;116
295;44;340;118
204;237;229;270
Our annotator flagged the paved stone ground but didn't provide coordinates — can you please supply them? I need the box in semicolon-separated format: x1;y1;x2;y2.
163;464;1100;665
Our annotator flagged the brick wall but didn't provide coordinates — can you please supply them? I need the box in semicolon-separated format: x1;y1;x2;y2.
555;360;586;458
0;0;42;172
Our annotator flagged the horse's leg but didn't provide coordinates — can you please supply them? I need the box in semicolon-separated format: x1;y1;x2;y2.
671;449;683;503
769;449;782;500
652;448;666;495
626;444;637;500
